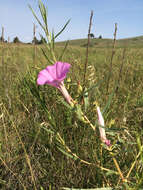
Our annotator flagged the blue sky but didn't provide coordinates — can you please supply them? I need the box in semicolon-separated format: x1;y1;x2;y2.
0;0;143;42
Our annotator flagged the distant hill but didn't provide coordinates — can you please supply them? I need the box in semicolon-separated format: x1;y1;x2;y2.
56;36;143;48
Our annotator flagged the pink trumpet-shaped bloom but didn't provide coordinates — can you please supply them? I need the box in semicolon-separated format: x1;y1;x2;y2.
97;106;111;146
37;62;73;105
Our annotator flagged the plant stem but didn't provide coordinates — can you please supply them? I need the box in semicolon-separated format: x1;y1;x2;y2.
106;23;117;93
83;10;93;92
116;47;126;93
83;114;96;130
56;133;91;165
110;152;127;183
126;151;141;179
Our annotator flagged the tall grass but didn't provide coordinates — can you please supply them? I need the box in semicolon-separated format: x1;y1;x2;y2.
0;1;143;189
0;43;143;189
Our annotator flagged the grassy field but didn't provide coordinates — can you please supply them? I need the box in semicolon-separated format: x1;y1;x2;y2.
57;35;143;48
0;40;143;189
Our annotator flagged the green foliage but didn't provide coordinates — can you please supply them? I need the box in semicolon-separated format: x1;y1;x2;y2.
0;0;143;189
13;36;21;43
0;36;4;42
32;36;40;44
89;33;95;38
56;36;143;48
29;0;70;63
62;188;113;190
0;42;143;189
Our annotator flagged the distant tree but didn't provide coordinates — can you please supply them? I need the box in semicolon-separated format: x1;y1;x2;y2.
38;36;47;44
0;27;4;42
32;36;39;44
89;33;94;38
98;35;102;39
13;36;20;43
0;36;4;42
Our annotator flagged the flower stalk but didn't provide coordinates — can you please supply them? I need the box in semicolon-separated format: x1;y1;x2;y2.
58;81;74;106
110;152;127;183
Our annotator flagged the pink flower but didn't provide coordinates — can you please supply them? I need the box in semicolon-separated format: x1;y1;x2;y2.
97;106;111;146
37;62;73;105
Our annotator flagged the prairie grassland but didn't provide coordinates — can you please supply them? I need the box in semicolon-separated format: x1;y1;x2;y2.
0;43;143;189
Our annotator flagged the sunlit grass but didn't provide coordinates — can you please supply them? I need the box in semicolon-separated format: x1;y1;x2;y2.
0;43;143;189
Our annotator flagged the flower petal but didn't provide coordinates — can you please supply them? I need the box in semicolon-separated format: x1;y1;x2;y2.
37;68;57;87
37;69;50;85
105;139;111;146
97;106;104;126
37;62;71;87
97;106;111;146
55;62;71;81
45;64;57;80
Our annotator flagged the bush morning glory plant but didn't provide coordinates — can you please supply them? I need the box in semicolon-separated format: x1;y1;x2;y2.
37;61;111;146
28;0;139;189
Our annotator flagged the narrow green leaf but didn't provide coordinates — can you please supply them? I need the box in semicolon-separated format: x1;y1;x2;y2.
39;0;48;27
41;126;55;135
83;89;89;111
55;19;70;39
41;48;54;64
58;96;73;110
28;4;46;32
24;76;55;126
83;77;106;95
0;179;6;185
75;104;84;122
105;170;119;176
51;29;55;50
136;134;142;152
102;88;115;115
58;40;69;61
57;147;78;160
